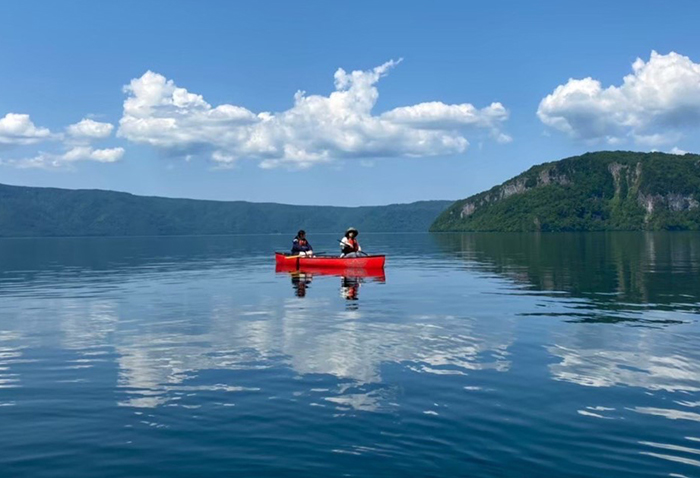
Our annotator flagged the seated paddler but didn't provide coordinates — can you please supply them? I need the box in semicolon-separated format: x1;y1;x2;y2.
291;230;313;257
340;227;362;257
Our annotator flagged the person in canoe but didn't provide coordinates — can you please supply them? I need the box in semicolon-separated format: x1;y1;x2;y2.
291;230;313;257
340;227;362;257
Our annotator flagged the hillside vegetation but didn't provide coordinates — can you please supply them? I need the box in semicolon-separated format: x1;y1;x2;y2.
431;151;700;232
0;183;451;237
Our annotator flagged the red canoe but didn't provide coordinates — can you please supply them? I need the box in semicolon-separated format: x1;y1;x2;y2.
275;252;385;269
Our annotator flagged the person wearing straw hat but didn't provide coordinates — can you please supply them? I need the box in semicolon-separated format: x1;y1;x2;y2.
340;227;362;257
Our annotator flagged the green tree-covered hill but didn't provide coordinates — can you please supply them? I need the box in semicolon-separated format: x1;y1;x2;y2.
0;183;451;237
431;151;700;232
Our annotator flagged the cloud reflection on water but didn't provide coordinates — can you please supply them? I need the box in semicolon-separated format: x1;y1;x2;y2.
110;294;514;409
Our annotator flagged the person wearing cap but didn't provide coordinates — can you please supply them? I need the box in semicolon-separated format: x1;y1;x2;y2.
291;230;313;257
340;227;362;257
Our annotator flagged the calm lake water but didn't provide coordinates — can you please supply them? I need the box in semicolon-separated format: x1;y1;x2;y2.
1;232;700;477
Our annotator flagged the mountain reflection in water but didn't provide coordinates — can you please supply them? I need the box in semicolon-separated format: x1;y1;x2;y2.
432;232;700;321
433;232;700;393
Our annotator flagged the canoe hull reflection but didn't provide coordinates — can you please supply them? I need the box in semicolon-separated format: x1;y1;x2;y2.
275;262;386;280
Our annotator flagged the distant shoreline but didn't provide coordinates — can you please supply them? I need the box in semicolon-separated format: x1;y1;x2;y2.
0;182;452;237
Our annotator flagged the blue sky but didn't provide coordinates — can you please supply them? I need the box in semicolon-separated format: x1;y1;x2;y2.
1;0;699;206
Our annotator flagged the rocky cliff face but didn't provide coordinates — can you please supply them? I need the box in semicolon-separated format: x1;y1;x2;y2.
459;167;571;219
431;151;700;232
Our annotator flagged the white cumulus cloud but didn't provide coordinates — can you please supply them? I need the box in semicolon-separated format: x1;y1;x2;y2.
118;60;510;168
670;146;689;155
382;101;509;134
0;113;52;146
0;112;123;169
538;51;700;145
62;146;124;163
66;118;115;140
4;146;125;169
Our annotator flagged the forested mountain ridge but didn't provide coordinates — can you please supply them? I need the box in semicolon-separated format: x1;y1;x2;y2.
431;151;700;232
0;183;451;237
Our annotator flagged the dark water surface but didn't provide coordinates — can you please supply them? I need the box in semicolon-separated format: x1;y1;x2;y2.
1;233;699;477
